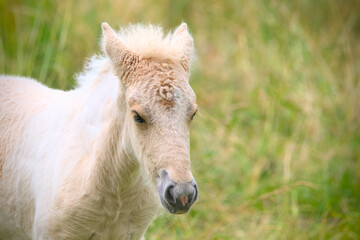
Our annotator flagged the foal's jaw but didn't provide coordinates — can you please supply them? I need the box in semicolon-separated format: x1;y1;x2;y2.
157;170;198;214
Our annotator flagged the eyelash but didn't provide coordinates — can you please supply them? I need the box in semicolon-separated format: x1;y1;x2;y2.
132;110;145;123
190;110;197;121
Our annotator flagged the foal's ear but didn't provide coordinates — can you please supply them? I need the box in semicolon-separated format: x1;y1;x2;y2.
102;23;127;64
101;23;138;83
172;23;194;72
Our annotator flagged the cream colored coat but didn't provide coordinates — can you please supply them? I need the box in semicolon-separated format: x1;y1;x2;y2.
0;23;197;239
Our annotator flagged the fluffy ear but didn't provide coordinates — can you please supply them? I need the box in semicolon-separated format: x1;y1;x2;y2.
102;23;138;84
102;23;127;64
172;23;194;72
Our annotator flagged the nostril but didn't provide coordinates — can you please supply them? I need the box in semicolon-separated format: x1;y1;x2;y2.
190;183;198;204
165;185;175;204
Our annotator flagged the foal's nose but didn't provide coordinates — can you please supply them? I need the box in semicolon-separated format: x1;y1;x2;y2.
164;181;198;214
158;170;198;214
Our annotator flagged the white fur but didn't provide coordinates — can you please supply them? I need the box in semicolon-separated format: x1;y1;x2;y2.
0;71;156;239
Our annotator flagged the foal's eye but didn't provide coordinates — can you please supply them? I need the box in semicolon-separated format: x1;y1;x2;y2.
132;110;145;123
190;109;197;121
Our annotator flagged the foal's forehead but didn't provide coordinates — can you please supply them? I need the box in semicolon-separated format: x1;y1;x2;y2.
131;59;195;105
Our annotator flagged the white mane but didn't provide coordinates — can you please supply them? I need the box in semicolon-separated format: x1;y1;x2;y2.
75;55;111;89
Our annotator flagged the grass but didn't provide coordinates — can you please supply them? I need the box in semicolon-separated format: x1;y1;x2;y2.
1;0;360;239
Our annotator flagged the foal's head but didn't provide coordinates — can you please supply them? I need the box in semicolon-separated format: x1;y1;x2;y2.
102;23;198;214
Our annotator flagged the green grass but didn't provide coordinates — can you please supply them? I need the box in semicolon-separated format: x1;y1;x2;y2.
1;0;360;239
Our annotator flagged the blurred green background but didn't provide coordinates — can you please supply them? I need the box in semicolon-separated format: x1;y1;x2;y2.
1;0;360;239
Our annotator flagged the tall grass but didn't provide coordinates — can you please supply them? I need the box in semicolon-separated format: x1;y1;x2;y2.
1;0;359;239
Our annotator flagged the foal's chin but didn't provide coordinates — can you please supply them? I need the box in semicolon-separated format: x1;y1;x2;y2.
160;196;188;215
157;170;198;215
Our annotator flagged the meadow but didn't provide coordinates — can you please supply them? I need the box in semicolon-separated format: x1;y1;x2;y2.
1;0;359;239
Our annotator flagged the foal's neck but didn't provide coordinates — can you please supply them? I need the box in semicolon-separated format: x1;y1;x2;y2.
85;67;140;195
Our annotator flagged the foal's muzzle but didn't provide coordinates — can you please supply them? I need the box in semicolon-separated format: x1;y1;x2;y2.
157;170;198;214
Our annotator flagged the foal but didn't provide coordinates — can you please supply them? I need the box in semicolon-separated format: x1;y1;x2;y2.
0;22;198;239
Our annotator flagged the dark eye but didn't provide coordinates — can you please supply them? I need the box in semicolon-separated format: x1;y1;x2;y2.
190;110;197;121
132;110;145;123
